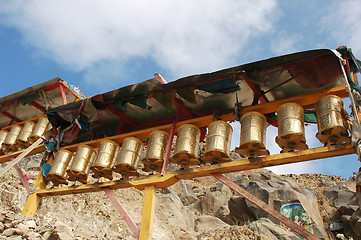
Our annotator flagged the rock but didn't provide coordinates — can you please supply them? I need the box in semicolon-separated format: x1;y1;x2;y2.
25;220;37;229
250;218;300;240
195;215;229;233
249;173;270;181
26;158;42;169
15;223;29;234
51;221;74;239
199;191;229;215
23;231;42;240
338;205;358;216
232;175;250;185
227;196;257;225
14;213;25;221
4;222;12;229
2;228;16;237
7;236;22;240
0;222;4;233
324;185;356;208
215;182;233;198
318;180;336;187
167;180;198;205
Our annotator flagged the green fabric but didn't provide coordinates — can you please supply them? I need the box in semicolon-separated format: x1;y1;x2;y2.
337;46;361;73
304;113;317;123
197;78;239;94
129;95;152;110
115;99;127;112
19;92;40;105
176;86;196;103
153;91;176;113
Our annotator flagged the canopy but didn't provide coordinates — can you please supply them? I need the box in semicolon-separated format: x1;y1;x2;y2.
48;49;346;144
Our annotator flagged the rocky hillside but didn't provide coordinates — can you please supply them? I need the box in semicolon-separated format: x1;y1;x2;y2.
1;155;360;240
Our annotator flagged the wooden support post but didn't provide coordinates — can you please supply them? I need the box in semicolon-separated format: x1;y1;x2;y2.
22;153;53;217
59;82;67;105
103;188;140;238
212;173;320;240
139;185;156;240
14;163;31;194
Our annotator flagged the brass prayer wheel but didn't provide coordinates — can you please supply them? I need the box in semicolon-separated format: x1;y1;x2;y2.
170;124;200;168
142;130;169;172
16;121;36;148
236;111;269;158
29;117;50;142
315;95;350;145
113;137;144;178
91;140;120;180
202;121;233;164
0;130;9;154
3;125;22;152
67;145;96;184
276;103;308;152
47;150;74;186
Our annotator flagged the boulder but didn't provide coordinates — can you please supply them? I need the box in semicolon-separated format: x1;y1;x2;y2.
199;191;229;215
195;215;229;233
48;221;74;240
324;185;356;208
2;228;16;237
167;180;198;205
250;218;300;240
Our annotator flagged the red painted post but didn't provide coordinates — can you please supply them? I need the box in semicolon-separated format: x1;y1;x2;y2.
59;83;67;105
14;163;31;194
103;188;140;238
211;173;320;240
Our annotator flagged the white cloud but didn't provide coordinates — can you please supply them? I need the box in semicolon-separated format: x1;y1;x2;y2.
321;0;361;56
0;0;278;90
270;31;300;55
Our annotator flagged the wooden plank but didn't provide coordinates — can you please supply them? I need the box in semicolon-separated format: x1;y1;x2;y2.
22;192;42;217
14;163;31;194
212;173;320;240
139;185;156;240
103;188;140;238
33;144;354;197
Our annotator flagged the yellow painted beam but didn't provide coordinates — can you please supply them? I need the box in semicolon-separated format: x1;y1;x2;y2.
139;185;156;240
21;193;42;217
33;144;354;197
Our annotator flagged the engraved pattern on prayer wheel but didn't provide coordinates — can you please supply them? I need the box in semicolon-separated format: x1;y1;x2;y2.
170;124;200;168
29;117;50;142
0;130;9;154
142;130;169;172
202;121;233;164
113;137;143;178
47;150;74;186
3;125;22;152
91;140;120;180
67;145;96;184
315;95;350;145
275;103;308;152
16;121;36;147
236;111;269;158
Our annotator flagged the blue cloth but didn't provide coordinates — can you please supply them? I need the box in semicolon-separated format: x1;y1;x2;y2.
42;163;51;177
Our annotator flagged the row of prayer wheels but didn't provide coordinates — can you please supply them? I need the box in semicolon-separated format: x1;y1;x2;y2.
46;94;351;186
0;117;51;155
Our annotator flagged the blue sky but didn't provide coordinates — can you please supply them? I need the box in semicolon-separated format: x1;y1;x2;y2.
1;0;360;178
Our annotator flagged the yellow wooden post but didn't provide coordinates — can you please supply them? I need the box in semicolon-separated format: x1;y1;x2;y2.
139;185;156;240
22;153;53;216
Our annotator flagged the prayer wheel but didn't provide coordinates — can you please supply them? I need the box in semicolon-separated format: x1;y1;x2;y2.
0;130;9;154
315;95;350;145
47;150;74;186
3;125;22;152
170;124;200;168
29;117;50;142
275;103;308;152
236;111;269;158
67;145;96;184
91;140;120;180
202;121;233;164
113;137;144;178
142;130;169;172
16;121;36;148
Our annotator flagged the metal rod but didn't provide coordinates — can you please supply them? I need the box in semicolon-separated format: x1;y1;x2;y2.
14;163;31;194
211;173;320;240
103;188;140;238
59;82;68;105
